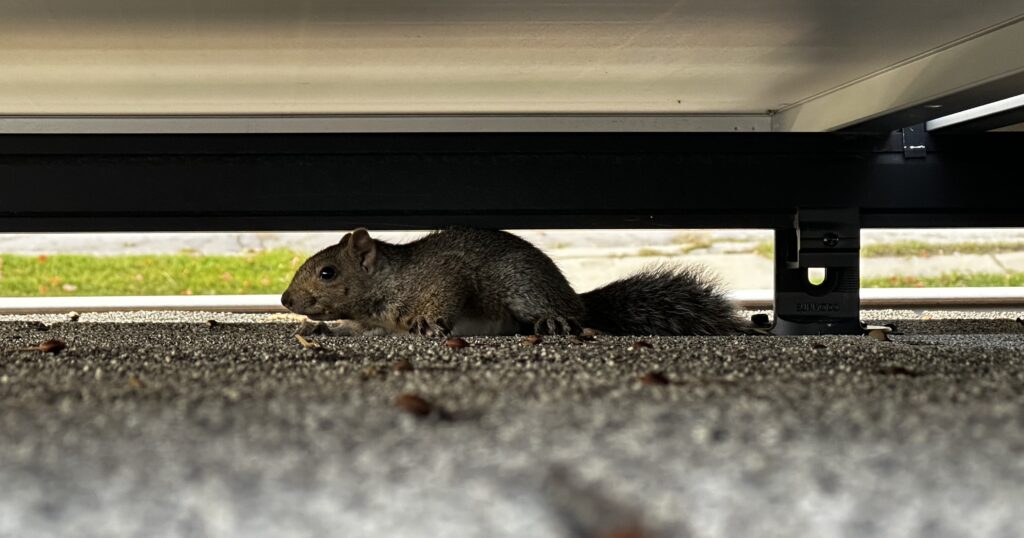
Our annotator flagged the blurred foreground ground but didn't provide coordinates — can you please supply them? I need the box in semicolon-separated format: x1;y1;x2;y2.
2;309;1024;537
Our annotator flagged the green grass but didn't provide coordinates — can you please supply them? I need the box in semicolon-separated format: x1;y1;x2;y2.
861;272;1024;288
753;242;774;259
635;247;671;257
754;240;1024;259
0;250;305;297
677;240;714;254
861;240;1024;258
2;250;1023;297
670;233;714;254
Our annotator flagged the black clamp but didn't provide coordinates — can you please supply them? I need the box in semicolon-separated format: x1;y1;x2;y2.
902;123;928;159
771;208;863;335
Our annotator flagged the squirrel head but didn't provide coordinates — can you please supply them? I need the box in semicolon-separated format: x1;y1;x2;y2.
281;228;380;320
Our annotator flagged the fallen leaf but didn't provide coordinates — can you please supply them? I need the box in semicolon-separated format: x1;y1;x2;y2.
639;371;670;385
445;337;469;349
393;359;415;372
877;365;923;377
36;339;67;354
395;394;433;417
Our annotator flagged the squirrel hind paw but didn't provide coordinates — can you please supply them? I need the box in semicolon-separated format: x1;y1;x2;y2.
533;317;582;336
409;317;452;338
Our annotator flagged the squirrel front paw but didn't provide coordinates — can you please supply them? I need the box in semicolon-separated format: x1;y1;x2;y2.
533;317;582;336
294;320;330;337
294;319;367;337
408;316;451;337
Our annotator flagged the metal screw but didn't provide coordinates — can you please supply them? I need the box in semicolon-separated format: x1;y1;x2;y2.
822;232;840;247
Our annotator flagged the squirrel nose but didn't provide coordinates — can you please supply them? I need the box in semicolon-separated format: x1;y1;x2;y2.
281;290;316;312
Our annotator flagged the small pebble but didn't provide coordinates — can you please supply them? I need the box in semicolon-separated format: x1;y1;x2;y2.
750;313;771;328
68;312;81;322
632;341;654;350
362;366;386;380
868;329;890;342
523;335;543;346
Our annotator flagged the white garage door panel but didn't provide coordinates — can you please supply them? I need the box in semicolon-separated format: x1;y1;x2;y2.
1;1;1022;117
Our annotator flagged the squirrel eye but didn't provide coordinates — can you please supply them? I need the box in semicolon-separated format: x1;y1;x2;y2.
318;266;337;280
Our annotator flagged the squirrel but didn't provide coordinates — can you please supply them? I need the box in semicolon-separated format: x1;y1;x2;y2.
281;227;750;337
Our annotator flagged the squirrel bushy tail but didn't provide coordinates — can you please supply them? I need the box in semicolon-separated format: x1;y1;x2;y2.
579;265;749;336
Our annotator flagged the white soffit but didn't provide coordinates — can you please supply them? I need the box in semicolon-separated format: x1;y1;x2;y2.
774;15;1024;131
1;0;1023;128
0;114;771;133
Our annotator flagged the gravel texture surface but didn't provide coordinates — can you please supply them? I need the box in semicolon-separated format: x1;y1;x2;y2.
2;311;1024;538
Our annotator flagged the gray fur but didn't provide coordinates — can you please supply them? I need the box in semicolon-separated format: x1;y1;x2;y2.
282;227;746;336
580;264;748;336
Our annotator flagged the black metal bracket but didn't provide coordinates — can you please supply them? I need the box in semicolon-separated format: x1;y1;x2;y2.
902;123;928;158
771;208;863;335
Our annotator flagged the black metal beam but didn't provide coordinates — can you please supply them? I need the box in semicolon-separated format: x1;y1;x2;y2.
2;132;1023;232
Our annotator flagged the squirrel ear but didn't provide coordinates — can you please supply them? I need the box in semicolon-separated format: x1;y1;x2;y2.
348;228;378;273
339;232;352;247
